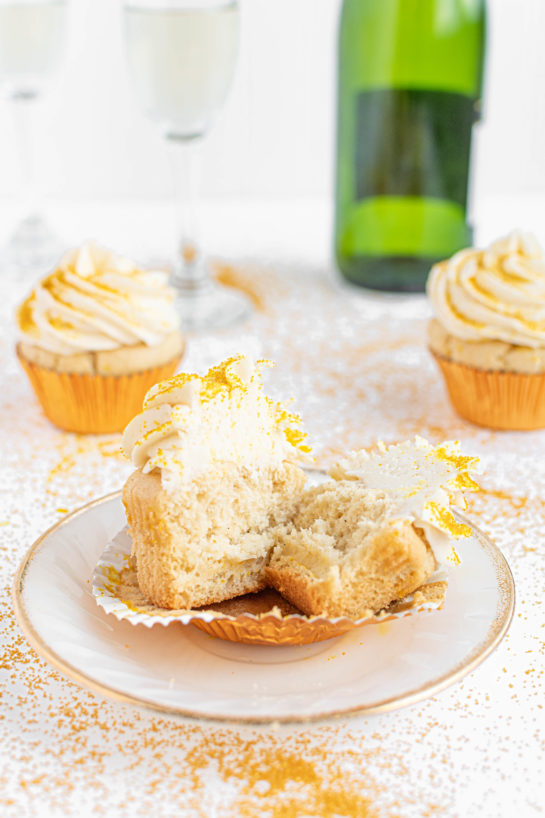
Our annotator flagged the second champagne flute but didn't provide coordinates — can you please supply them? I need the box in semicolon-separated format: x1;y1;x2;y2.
124;0;251;331
0;0;68;276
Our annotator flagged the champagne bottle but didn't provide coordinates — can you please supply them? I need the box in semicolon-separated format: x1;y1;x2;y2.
334;0;486;292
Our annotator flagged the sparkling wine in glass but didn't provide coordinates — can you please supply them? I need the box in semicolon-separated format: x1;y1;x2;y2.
0;0;67;273
124;0;251;331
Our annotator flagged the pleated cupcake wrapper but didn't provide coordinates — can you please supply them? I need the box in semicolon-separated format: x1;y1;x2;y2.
17;348;181;434
92;529;447;646
432;351;545;430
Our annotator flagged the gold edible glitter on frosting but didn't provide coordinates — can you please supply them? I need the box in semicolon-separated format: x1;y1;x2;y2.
270;401;312;454
150;356;260;400
427;502;472;538
16;298;36;334
132;356;311;470
331;437;480;546
16;243;180;355
427;231;545;347
431;444;481;493
144;355;259;407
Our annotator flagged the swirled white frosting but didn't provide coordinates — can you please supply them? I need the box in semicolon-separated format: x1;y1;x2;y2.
17;243;180;355
122;356;311;490
330;437;480;571
426;231;545;348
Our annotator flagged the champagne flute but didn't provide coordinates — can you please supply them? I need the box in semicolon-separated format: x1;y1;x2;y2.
124;0;251;331
0;0;67;273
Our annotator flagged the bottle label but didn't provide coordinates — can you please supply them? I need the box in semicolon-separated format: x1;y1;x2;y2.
354;89;478;207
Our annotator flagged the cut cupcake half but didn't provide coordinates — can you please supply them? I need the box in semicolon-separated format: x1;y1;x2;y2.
122;356;310;610
267;483;436;619
267;438;480;619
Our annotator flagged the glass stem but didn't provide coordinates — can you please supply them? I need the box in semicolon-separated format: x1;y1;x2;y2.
168;136;210;293
12;97;39;219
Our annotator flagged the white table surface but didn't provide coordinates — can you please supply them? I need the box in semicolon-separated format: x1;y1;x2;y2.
0;198;543;818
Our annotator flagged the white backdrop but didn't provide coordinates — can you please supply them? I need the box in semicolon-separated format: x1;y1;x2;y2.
0;0;544;206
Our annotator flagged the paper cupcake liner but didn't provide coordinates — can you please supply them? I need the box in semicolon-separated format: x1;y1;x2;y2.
92;529;447;646
432;351;545;431
17;348;182;434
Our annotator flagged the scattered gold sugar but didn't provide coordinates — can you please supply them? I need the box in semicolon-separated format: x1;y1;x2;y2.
98;565;124;597
184;743;379;818
431;445;479;479
272;402;311;454
427;443;481;496
0;585;436;817
3;257;544;815
427;502;472;538
447;549;461;566
213;261;267;312
282;426;311;453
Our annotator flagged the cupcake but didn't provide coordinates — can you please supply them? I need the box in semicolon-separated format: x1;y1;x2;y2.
16;243;185;433
426;231;545;429
121;356;309;609
267;438;479;619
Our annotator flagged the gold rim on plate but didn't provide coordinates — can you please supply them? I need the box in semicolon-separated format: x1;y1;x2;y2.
12;491;515;726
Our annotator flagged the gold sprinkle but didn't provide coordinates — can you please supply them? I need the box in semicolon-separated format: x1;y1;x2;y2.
427;502;472;538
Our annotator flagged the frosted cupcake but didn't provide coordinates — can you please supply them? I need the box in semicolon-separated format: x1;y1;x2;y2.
427;231;545;429
16;243;185;433
122;356;309;610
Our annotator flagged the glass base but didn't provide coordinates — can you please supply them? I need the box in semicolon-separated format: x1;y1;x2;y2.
2;212;62;278
174;280;252;332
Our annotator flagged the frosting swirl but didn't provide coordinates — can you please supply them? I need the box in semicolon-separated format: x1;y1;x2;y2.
330;437;480;570
427;231;545;348
17;243;180;355
122;356;311;490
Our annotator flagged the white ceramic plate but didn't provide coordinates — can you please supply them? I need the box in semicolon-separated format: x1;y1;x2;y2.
13;492;514;725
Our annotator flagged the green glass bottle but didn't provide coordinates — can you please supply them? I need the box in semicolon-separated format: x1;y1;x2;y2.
334;0;486;292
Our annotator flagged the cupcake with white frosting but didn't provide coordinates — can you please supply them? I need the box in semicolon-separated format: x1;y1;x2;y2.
16;243;185;433
426;231;545;429
122;356;309;610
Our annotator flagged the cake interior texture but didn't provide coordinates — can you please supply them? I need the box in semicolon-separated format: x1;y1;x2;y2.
266;481;436;619
123;461;306;610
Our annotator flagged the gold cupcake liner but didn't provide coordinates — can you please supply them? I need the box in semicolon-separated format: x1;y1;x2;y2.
17;348;182;434
187;584;446;646
191;589;362;645
190;608;388;646
432;351;545;430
